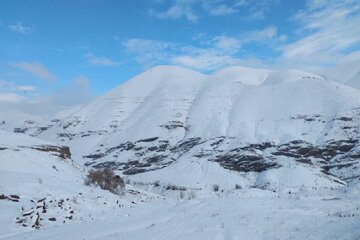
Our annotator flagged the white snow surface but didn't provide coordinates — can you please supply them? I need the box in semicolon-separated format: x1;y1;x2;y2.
1;65;360;239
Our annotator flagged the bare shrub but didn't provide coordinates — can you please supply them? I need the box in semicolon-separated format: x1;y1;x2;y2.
85;168;125;195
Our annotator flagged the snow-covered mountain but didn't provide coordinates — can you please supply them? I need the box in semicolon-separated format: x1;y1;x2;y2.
2;65;360;189
1;65;360;239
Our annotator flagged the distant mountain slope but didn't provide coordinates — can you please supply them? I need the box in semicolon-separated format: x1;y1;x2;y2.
3;65;360;192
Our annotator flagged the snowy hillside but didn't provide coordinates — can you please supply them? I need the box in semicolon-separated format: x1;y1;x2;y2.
1;65;360;239
7;65;356;190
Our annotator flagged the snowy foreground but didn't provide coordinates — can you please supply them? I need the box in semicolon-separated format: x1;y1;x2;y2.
2;187;360;240
1;65;360;239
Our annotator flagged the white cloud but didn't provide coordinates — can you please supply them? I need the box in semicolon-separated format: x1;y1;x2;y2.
8;22;34;34
149;0;277;21
85;53;121;66
11;61;56;82
0;79;36;92
17;85;36;91
206;4;237;16
0;92;24;103
0;79;36;103
123;39;176;67
123;32;276;72
243;26;278;43
212;36;242;52
279;34;288;42
123;26;281;72
172;49;241;71
149;0;199;22
48;76;93;106
241;0;279;20
281;0;360;66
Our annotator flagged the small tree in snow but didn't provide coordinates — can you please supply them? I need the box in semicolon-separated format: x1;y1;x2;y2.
85;168;125;195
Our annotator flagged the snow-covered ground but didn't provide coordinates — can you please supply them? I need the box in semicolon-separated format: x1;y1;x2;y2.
1;65;360;239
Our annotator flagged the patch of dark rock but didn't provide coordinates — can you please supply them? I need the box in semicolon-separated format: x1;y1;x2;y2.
38;126;49;131
138;163;152;168
0;194;7;200
349;153;360;159
10;194;20;200
305;118;315;122
16;218;26;224
296;158;312;164
137;137;159;143
193;152;212;158
48;217;56;221
337;117;353;121
210;138;225;147
170;137;202;154
333;179;345;185
92;161;124;169
272;151;302;158
123;168;147;175
160;121;188;130
57;132;76;138
106;142;136;153
147;146;158;151
212;153;280;172
326;162;356;170
0;147;7;151
13;127;28;133
300;147;323;158
156;144;169;152
144;155;166;164
23;211;34;217
29;145;71;159
83;153;106;160
165;185;187;191
241;142;274;151
127;160;140;166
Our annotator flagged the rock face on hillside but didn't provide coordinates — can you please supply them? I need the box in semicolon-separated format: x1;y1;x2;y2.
2;65;360;190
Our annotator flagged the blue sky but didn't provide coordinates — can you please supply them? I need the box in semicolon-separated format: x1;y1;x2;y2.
1;0;360;105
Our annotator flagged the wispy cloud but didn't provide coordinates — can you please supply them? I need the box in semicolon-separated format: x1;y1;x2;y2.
0;79;36;92
208;4;237;16
172;48;241;71
123;39;176;67
85;53;121;66
11;61;56;82
0;79;36;103
149;0;278;21
281;0;360;67
149;0;199;22
244;0;279;20
8;22;34;34
242;26;278;43
47;75;93;106
123;26;280;71
0;92;24;103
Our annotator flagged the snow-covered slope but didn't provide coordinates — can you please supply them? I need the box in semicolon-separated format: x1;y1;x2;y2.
2;65;358;191
0;130;159;236
2;65;360;239
319;59;360;89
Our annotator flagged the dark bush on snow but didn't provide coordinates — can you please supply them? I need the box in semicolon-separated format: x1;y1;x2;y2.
85;168;125;195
